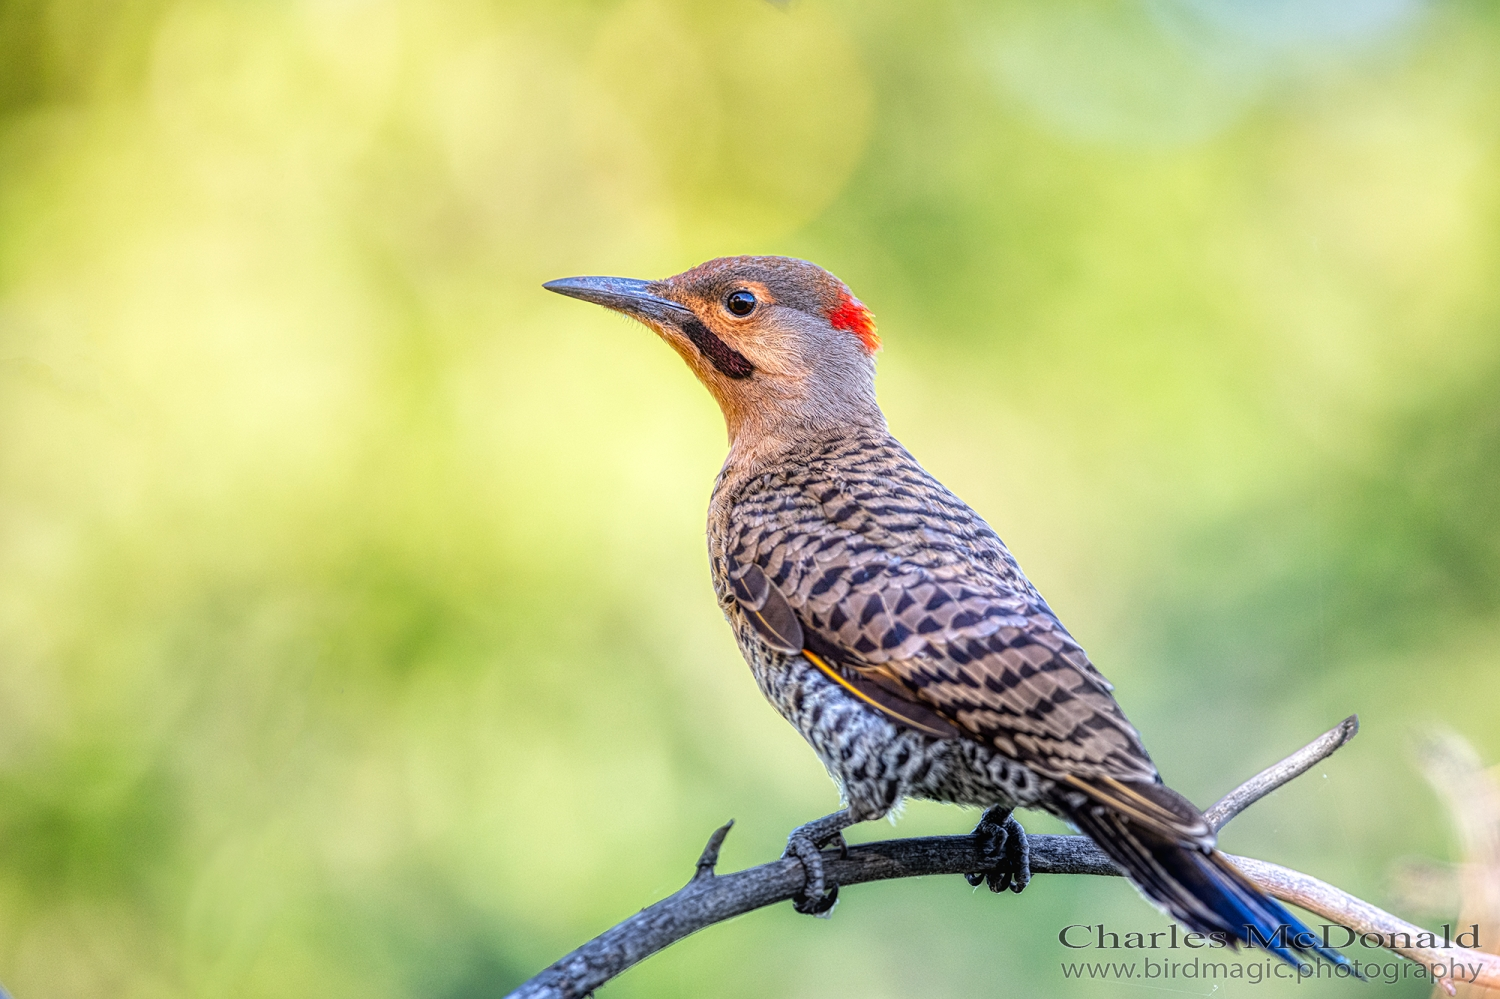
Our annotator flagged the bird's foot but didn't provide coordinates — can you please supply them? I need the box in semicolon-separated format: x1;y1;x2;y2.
965;806;1031;894
783;810;854;917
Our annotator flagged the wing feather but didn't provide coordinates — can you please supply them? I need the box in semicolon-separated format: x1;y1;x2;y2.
723;463;1158;784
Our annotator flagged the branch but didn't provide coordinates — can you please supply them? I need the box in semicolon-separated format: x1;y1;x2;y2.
506;716;1494;999
1204;714;1359;830
1230;855;1500;995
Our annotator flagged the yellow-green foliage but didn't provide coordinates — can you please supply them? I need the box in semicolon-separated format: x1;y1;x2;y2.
0;1;1497;996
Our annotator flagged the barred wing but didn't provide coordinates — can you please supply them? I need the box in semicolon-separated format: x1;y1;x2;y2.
725;471;1158;783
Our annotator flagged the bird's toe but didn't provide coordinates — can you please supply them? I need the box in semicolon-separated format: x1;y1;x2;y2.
967;806;1031;895
785;833;840;916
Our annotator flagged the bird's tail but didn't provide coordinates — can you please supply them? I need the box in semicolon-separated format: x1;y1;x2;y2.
1062;775;1351;971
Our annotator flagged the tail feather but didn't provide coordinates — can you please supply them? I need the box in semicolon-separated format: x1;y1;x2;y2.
1064;778;1351;971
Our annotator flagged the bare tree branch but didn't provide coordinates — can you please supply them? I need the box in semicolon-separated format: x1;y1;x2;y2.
1229;855;1500;994
506;716;1491;999
1204;714;1359;830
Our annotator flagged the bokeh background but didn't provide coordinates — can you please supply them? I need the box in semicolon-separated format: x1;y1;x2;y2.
2;0;1498;996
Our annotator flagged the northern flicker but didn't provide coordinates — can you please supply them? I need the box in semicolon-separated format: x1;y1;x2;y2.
545;256;1346;967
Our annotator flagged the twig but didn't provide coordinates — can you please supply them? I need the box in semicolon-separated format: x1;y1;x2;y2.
506;716;1478;999
1204;715;1359;830
1232;856;1500;993
505;833;1120;999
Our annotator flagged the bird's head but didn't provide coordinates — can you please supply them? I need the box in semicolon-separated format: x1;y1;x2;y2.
544;256;882;446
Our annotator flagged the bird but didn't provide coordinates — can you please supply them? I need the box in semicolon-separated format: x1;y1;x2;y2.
544;256;1347;969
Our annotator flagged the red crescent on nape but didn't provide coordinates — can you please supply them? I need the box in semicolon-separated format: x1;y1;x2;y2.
828;293;879;354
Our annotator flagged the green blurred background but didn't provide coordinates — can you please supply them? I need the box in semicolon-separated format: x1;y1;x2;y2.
2;0;1498;996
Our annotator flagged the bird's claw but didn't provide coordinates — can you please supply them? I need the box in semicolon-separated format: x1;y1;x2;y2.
966;806;1030;894
784;826;847;917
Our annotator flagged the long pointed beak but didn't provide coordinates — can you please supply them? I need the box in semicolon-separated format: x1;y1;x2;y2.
543;276;692;326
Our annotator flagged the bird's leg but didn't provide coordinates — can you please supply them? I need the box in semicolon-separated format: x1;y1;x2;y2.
783;809;857;916
965;805;1031;894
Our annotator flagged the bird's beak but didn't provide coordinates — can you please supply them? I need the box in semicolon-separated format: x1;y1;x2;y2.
543;276;693;327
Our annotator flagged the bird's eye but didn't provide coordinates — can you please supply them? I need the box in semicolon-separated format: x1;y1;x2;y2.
726;290;757;317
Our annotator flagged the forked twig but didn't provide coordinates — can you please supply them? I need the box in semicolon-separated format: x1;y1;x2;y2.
507;716;1495;999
